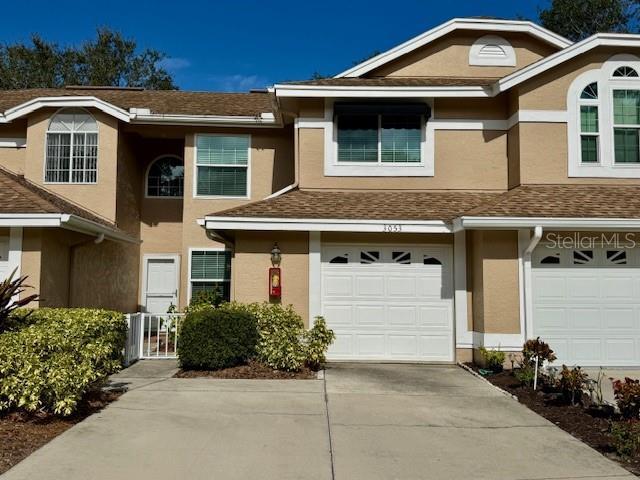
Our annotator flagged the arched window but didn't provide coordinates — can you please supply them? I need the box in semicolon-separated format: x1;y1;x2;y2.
579;82;599;163
45;108;98;183
146;156;184;197
613;66;638;78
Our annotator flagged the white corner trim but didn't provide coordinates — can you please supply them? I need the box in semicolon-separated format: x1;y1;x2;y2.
459;216;640;230
336;18;571;78
469;35;516;67
507;110;568;128
431;118;509;130
0;97;131;123
308;231;321;325
204;216;451;234
454;230;472;347
8;227;22;278
466;332;525;351
265;183;297;199
0;137;26;148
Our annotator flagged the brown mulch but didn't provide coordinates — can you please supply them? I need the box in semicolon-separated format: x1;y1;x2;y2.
469;366;640;477
175;360;318;380
0;390;121;475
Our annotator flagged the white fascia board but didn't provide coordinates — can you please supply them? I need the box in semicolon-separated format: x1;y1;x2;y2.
274;85;491;98
204;216;451;233
496;34;640;94
336;18;571;78
61;215;138;243
0;137;26;148
0;97;131;123
458;216;640;230
0;214;63;227
130;112;280;127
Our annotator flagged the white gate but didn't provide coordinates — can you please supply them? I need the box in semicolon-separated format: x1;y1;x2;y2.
124;313;184;364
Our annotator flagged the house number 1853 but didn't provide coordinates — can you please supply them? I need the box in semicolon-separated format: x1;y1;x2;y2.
383;224;402;233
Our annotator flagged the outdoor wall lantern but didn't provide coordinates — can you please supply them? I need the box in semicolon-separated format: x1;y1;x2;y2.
269;243;282;299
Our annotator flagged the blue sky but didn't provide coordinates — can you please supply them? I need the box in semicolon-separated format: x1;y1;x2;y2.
3;0;544;91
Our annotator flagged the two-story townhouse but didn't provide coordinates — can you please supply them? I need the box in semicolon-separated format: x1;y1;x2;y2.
2;17;640;367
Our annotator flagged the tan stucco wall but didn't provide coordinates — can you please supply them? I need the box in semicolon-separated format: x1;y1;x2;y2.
20;229;42;306
298;128;507;190
24;108;119;222
367;32;557;78
507;124;520;188
39;229;71;307
468;230;520;334
232;231;310;324
0;121;27;174
435;97;508;120
321;232;452;245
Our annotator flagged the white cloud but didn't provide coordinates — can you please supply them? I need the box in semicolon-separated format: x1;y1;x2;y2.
157;57;191;71
207;74;269;92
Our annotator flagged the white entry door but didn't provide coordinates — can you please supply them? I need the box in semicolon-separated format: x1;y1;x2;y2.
321;245;454;362
144;256;179;313
533;245;640;366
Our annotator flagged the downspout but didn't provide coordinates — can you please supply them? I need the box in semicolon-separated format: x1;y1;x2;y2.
522;226;543;340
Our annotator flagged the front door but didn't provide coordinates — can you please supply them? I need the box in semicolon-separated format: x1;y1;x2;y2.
144;256;179;313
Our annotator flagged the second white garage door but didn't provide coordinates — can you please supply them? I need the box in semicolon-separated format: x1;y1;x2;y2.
321;245;454;362
533;245;640;366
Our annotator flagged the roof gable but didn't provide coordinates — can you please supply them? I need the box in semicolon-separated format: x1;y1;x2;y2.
336;18;572;78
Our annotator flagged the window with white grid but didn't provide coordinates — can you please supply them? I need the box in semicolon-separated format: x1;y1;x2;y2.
45;108;98;183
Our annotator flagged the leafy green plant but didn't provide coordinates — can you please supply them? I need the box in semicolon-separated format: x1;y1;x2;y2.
303;317;336;370
0;269;38;332
0;308;126;416
479;347;506;373
185;288;223;314
558;365;588;405
612;377;640;419
514;365;536;387
177;304;258;370
611;420;640;457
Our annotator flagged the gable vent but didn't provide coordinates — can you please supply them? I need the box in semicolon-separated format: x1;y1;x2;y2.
469;35;516;67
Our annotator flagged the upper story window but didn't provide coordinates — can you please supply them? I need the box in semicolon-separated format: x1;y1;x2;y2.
568;54;640;178
45;108;98;183
195;134;250;198
146;155;184;198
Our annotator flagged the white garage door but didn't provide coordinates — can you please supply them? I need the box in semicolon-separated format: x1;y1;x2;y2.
321;245;454;361
533;245;640;366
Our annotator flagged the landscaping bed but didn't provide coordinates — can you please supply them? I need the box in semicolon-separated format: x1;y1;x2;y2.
471;366;640;476
0;390;120;475
175;360;318;380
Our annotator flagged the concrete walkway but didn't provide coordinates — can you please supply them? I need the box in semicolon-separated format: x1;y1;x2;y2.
2;363;634;479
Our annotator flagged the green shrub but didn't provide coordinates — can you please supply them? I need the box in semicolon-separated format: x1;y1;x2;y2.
0;308;126;416
0;270;38;332
611;420;640;457
227;303;335;371
479;347;505;373
177;304;258;370
187;288;224;312
558;365;588;405
522;337;557;365
613;377;640;419
514;365;536;387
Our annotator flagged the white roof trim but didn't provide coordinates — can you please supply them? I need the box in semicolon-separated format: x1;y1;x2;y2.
0;213;137;243
336;18;572;78
496;33;640;93
274;84;491;98
0;96;279;127
456;216;640;231
0;97;131;123
203;216;451;233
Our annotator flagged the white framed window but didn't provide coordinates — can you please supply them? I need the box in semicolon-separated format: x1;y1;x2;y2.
45;108;98;183
194;134;250;198
324;101;432;177
188;248;231;301
568;54;640;177
146;155;184;198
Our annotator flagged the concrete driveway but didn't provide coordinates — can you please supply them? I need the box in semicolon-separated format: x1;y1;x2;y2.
2;362;633;480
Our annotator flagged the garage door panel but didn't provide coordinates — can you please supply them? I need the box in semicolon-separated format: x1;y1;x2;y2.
535;276;566;300
567;277;599;299
572;338;602;364
355;276;385;297
388;306;417;326
534;307;567;330
355;305;385;326
603;308;635;330
568;308;601;330
322;244;453;362
606;339;636;363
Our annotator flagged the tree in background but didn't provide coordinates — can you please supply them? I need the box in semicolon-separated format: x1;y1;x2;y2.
0;28;177;90
538;0;639;41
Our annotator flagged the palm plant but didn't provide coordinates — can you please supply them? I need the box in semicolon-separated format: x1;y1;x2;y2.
0;268;38;331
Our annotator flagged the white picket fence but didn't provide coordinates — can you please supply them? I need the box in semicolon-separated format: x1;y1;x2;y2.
124;313;184;365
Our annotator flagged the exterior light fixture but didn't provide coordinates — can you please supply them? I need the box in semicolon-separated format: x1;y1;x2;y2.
270;243;282;267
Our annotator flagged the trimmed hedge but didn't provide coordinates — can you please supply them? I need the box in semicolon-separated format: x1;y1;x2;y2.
177;304;258;370
0;308;127;416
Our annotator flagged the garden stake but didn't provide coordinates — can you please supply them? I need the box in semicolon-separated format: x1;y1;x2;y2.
533;355;539;391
